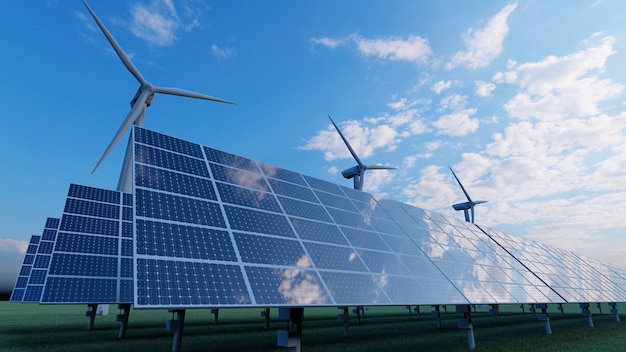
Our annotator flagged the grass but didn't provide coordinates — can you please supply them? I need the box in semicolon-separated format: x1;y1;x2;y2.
1;302;626;351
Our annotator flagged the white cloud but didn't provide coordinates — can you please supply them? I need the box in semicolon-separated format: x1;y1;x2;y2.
439;94;468;111
447;3;518;69
353;34;432;64
310;37;346;49
433;109;479;136
475;80;496;97
211;45;235;60
500;36;623;121
431;80;455;94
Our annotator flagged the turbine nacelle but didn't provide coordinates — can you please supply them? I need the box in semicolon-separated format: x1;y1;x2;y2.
328;115;396;191
449;166;488;223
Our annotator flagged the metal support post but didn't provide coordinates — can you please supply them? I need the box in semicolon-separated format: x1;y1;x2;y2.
456;305;475;350
261;307;271;329
353;306;364;324
535;303;551;334
277;308;303;352
489;304;499;323
580;303;594;327
414;305;421;320
609;302;620;323
443;305;448;313
337;307;350;336
166;310;186;352
211;308;219;324
557;303;564;316
596;303;603;315
431;305;442;328
116;304;131;338
529;304;537;319
520;304;525;313
85;304;98;331
406;305;412;315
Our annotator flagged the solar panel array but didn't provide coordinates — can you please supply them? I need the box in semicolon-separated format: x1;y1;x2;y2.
10;218;60;302
11;126;626;309
39;184;133;304
131;126;626;308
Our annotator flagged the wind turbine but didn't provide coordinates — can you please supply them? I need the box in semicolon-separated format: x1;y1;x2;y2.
328;115;396;191
83;1;234;192
449;166;487;223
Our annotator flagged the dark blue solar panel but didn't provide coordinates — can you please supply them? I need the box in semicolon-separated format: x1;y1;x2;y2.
268;179;318;203
313;189;358;211
41;229;57;241
33;255;51;269
45;218;60;229
326;207;375;230
234;233;308;266
135;219;237;261
135;164;216;200
302;242;368;272
135;127;204;158
68;184;120;204
260;163;307;186
216;182;282;212
136;189;226;227
10;289;24;301
277;196;332;222
319;271;390;305
135;259;251;306
24;286;44;302
64;198;119;219
43;277;118;303
123;206;133;221
19;266;31;276
341;227;391;251
224;205;295;238
123;193;132;206
26;244;38;254
23;255;35;265
15;277;29;289
60;214;119;237
245;266;330;305
49;254;117;277
210;163;269;191
357;250;411;276
303;175;343;194
55;233;118;255
122;222;133;237
135;144;209;178
289;218;349;245
204;146;259;173
28;269;47;285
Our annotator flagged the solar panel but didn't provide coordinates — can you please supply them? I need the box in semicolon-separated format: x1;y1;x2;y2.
40;184;133;304
10;218;60;303
136;127;573;308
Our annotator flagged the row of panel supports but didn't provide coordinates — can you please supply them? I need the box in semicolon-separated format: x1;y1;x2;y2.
81;302;621;351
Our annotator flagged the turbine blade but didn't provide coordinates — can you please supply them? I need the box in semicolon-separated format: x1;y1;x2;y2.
83;0;146;84
364;165;397;170
328;115;363;166
154;87;235;105
91;90;150;174
449;166;473;203
475;200;488;205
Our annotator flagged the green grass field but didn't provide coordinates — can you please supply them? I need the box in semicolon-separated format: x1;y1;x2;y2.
2;302;626;351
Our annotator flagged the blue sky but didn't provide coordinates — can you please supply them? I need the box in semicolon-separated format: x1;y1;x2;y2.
2;0;626;294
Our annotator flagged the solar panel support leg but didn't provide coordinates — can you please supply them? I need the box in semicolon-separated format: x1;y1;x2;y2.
596;303;603;315
353;306;363;324
580;303;594;328
529;304;537;319
277;307;303;352
166;309;186;352
535;304;551;334
557;303;564;316
431;305;442;328
489;304;499;323
261;308;271;329
337;307;350;336
456;305;475;350
116;304;131;338
211;308;219;324
85;304;98;331
608;302;620;322
520;304;525;313
415;305;421;320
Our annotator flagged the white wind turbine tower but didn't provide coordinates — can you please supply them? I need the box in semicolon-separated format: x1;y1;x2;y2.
449;166;487;223
83;1;235;192
328;115;396;191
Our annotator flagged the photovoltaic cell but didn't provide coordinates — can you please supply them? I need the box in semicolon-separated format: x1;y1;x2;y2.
132;127;626;308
